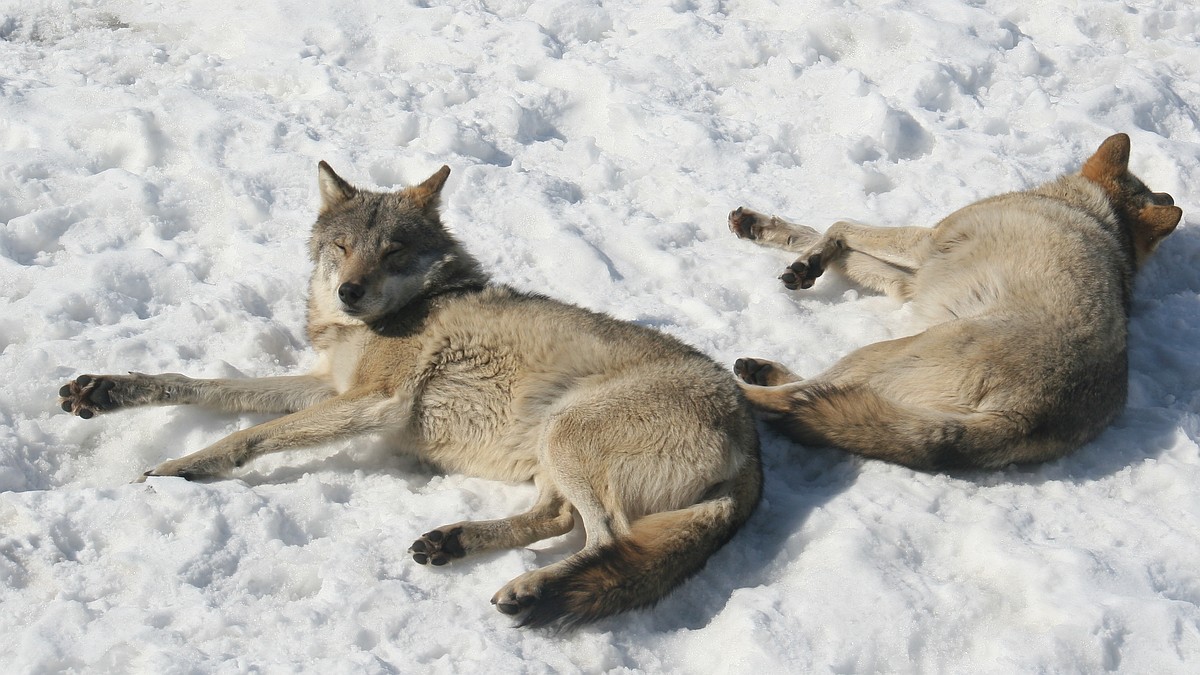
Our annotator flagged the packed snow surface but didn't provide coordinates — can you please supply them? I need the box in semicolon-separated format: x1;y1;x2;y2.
3;0;1200;672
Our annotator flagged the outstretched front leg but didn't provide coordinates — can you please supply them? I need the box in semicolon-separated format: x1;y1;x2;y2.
59;372;337;418
139;388;405;481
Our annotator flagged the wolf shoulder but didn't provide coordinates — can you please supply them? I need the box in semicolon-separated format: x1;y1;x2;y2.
917;179;1136;325
931;177;1135;273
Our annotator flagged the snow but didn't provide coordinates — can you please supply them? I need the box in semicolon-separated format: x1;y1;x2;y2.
2;0;1200;671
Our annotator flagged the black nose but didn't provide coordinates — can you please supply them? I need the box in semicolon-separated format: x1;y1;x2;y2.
338;282;365;306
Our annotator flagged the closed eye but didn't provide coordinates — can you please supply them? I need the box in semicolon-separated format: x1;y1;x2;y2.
384;247;411;265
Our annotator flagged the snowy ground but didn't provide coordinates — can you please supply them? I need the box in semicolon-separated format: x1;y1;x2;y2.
3;0;1200;672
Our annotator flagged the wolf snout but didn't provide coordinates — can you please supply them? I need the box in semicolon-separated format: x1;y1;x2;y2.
338;282;366;307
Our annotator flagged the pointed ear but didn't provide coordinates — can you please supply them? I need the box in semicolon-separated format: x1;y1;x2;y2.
406;165;451;211
1081;133;1131;184
418;165;451;194
318;161;356;214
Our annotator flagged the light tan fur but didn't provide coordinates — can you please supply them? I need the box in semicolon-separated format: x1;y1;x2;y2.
729;134;1181;470
59;163;761;629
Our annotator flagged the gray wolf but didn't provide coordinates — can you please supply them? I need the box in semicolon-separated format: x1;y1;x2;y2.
59;163;762;629
728;133;1180;470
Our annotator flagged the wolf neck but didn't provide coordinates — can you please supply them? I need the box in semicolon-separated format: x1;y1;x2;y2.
421;247;491;302
1034;174;1118;225
1034;173;1137;311
369;251;491;337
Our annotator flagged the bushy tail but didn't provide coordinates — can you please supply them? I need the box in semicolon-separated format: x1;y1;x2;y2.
749;381;1066;470
519;456;762;630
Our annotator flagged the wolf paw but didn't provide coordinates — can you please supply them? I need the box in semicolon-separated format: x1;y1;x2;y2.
409;527;466;566
138;467;204;482
729;206;770;239
491;572;544;616
734;358;771;386
139;454;230;482
780;254;824;290
58;375;121;419
735;358;801;387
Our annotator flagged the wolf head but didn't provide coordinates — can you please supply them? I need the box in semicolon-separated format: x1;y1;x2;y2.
1081;133;1183;266
308;163;488;324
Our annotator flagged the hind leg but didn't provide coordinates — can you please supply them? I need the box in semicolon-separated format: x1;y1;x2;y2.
490;384;736;621
490;475;624;616
733;335;914;426
489;412;638;617
409;477;575;566
737;333;924;407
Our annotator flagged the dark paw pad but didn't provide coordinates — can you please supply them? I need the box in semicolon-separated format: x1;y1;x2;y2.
734;358;772;386
58;375;120;418
409;527;466;566
780;255;823;290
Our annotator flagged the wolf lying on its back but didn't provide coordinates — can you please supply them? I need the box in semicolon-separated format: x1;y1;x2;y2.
59;163;761;629
729;133;1180;470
